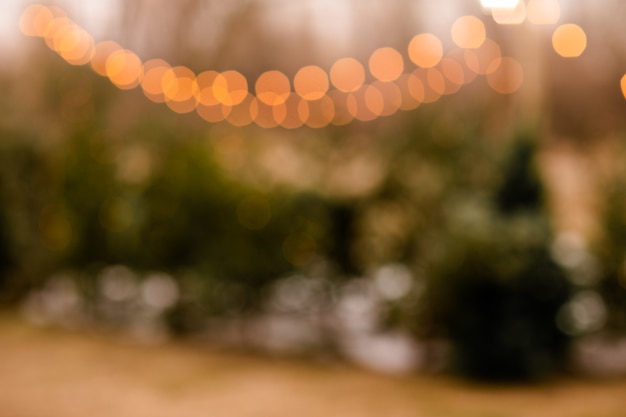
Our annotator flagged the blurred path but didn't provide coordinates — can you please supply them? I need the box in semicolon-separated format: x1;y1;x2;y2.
1;315;625;417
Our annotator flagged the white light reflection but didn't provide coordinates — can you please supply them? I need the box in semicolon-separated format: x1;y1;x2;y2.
480;0;520;9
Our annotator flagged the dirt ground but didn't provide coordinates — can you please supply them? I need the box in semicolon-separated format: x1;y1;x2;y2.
1;315;625;417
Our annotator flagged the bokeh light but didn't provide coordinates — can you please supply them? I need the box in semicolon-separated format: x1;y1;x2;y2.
372;81;402;117
91;41;123;77
328;90;355;126
213;70;248;106
194;70;221;106
300;95;335;128
55;24;94;65
330;57;365;93
105;49;143;90
464;38;502;75
19;4;54;37
276;94;305;129
256;70;291;105
369;47;404;82
395;73;424;111
620;74;626;100
527;0;561;25
491;0;527;25
408;33;443;68
251;98;281;128
552;23;587;58
481;0;520;8
451;16;486;49
294;65;329;101
225;93;254;126
162;66;198;114
141;59;171;103
487;57;524;94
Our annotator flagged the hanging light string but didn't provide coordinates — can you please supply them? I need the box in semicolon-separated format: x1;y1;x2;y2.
19;2;597;129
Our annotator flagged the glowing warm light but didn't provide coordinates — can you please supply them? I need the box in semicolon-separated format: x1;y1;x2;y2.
255;71;291;105
369;47;404;82
412;69;442;103
194;71;220;106
481;0;520;8
43;17;73;50
527;0;561;25
552;24;587;58
620;74;626;100
161;66;197;113
330;57;365;92
487;57;524;94
225;93;254;126
56;25;94;65
197;102;228;123
451;16;486;49
372;81;402;117
141;59;171;103
299;96;335;128
396;74;424;111
408;33;443;69
440;57;465;87
491;0;527;25
249;98;278;128
348;86;379;122
105;49;143;90
19;4;54;37
464;38;502;75
213;70;248;106
276;94;305;129
426;68;446;96
328;90;354;126
91;41;123;76
294;65;329;101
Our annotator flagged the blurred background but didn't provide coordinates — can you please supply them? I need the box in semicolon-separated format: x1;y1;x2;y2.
2;0;626;405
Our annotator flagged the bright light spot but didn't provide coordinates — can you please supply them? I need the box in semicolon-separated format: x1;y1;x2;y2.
141;59;171;103
197;102;227;123
225;93;254;126
19;4;54;37
527;0;561;25
141;273;179;310
276;94;305;129
396;73;424;110
464;38;502;75
194;70;220;106
369;47;404;82
328;90;354;126
372;81;402;117
330;57;365;93
256;70;291;105
552;24;587;58
237;196;272;230
57;26;94;65
451;16;486;49
91;41;122;76
374;264;413;301
98;265;138;302
213;70;248;106
408;33;443;68
621;74;626;100
491;0;527;25
162;66;198;114
300;95;335;128
105;49;143;90
251;98;281;128
427;68;446;95
441;57;465;86
557;290;607;335
481;0;520;8
487;57;524;94
294;65;329;101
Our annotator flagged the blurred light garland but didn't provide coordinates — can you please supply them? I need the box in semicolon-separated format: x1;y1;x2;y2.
19;2;605;129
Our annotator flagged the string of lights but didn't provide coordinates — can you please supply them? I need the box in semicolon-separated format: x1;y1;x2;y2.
19;2;606;129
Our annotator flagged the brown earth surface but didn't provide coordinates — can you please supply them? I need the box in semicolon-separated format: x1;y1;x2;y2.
1;315;626;417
